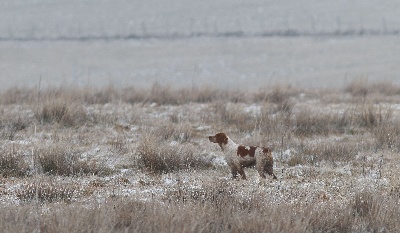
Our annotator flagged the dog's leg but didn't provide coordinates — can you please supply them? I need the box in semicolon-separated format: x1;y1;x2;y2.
237;166;247;180
257;170;267;179
231;167;238;179
264;165;277;179
256;157;267;179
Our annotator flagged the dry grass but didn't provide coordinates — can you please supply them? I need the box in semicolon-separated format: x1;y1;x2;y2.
289;140;360;166
213;101;257;132
36;99;88;127
293;109;352;137
136;132;213;174
0;116;30;140
36;144;112;176
2;81;400;232
16;180;76;203
0;147;30;177
345;79;400;97
1;190;400;232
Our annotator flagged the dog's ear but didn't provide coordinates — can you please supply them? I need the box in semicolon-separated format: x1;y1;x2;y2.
215;133;228;145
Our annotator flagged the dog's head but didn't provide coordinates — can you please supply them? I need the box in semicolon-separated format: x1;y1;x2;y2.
208;132;228;145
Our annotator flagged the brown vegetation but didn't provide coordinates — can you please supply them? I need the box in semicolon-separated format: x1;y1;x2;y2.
1;81;400;232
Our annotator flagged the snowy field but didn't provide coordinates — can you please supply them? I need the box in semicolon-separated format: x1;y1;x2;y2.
1;2;400;231
1;0;400;90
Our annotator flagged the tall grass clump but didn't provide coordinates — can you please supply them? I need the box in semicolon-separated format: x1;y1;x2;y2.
36;145;111;176
355;104;386;129
292;140;360;165
0;149;30;177
136;133;213;174
254;85;296;112
373;121;400;150
213;102;257;132
0;116;29;140
36;99;87;127
294;108;352;137
157;121;194;143
0;87;36;105
345;79;400;97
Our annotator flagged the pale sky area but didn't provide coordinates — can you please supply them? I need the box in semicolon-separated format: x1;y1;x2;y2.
1;0;399;90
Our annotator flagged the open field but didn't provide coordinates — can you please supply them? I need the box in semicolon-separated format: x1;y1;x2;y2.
2;1;400;231
1;81;400;232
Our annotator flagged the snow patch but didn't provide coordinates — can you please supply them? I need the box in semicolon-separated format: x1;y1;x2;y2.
243;104;261;116
273;149;293;162
169;141;179;146
163;177;177;186
196;125;211;131
13;140;31;145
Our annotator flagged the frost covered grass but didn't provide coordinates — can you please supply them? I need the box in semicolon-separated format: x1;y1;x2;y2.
1;82;400;232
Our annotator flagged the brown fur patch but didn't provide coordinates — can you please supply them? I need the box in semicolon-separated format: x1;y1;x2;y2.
237;145;257;157
215;133;228;145
262;147;272;154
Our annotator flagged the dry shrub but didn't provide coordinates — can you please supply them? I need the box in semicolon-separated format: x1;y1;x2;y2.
184;85;219;103
0;116;29;140
157;122;194;143
213;102;256;132
37;145;111;176
294;109;352;137
0;87;36;105
137;134;213;174
352;104;400;150
307;205;353;233
16;180;76;203
133;83;246;105
373;122;400;150
258;103;292;142
267;85;295;113
148;82;178;105
254;85;296;112
287;153;308;166
37;99;87;127
354;104;389;129
345;79;400;96
345;79;370;97
352;191;378;218
348;191;394;232
82;85;116;104
295;140;359;164
0;149;30;177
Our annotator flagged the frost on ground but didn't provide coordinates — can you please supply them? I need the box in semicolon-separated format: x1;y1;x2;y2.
0;84;400;232
1;88;400;213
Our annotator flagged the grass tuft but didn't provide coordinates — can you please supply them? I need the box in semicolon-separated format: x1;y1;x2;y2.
37;145;112;176
0;148;30;177
137;133;213;174
36;99;87;127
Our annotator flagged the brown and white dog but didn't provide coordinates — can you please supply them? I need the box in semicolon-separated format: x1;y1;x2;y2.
208;132;277;180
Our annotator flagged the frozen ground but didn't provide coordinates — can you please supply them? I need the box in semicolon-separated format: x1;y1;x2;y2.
1;92;399;209
1;0;400;90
